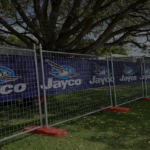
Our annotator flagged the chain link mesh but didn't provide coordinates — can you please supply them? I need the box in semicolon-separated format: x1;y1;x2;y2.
0;47;42;142
41;51;112;126
111;57;144;106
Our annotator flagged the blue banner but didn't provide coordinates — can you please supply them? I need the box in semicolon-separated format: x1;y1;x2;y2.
113;61;142;85
0;55;144;103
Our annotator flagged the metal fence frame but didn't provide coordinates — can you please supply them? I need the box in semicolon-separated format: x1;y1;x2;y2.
142;57;150;98
0;45;43;142
110;54;145;107
39;45;113;128
1;44;149;142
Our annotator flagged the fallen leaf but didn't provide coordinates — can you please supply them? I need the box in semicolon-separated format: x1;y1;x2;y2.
132;127;136;129
70;136;75;138
123;128;125;130
115;135;119;138
136;117;140;118
90;120;94;122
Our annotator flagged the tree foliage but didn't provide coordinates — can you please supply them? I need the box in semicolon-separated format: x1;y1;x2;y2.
0;0;150;54
96;46;128;56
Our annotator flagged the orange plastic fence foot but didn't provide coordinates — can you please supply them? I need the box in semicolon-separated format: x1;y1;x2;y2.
23;126;66;137
100;107;129;112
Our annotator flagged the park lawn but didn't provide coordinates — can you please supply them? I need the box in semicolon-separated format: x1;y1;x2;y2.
0;82;150;149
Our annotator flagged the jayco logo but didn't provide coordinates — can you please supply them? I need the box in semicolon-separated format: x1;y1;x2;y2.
89;62;113;85
0;66;21;83
140;67;150;80
143;67;150;75
0;66;26;94
120;64;136;82
41;60;81;89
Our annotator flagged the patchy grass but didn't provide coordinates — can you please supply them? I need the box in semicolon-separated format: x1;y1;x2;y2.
0;82;150;149
1;100;150;150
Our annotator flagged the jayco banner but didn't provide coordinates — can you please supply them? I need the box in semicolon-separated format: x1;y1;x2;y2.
113;61;142;85
0;55;143;103
39;56;113;95
0;55;38;102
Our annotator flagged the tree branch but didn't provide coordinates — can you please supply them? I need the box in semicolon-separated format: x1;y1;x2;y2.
128;14;150;22
47;0;62;49
42;0;49;21
0;29;11;34
118;40;147;49
0;38;27;48
60;0;82;33
0;17;33;48
33;0;41;22
81;0;149;52
60;0;106;51
11;0;35;29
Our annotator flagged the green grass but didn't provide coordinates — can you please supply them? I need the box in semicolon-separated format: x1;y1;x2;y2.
0;82;150;149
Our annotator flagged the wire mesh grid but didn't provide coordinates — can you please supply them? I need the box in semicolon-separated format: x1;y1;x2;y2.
111;56;144;107
0;47;42;142
40;49;112;127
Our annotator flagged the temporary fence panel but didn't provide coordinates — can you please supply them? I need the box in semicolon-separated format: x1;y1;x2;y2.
0;46;42;142
143;57;150;97
111;55;144;107
40;46;113;127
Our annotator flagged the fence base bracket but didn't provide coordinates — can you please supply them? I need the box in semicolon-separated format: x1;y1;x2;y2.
23;126;66;137
100;107;129;112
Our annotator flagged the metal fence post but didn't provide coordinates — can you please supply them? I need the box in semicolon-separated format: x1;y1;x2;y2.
110;53;117;107
33;44;43;127
106;53;113;106
39;44;48;128
143;57;147;97
140;57;144;97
